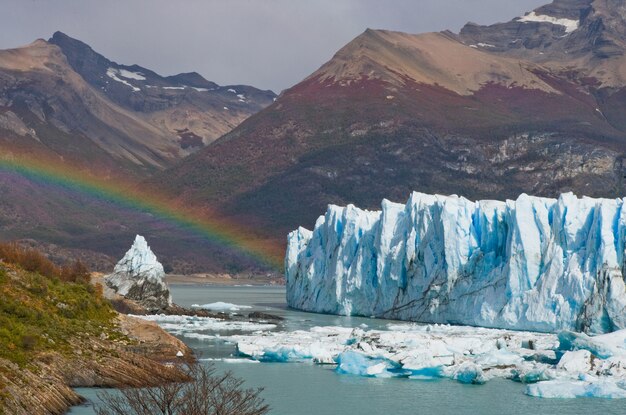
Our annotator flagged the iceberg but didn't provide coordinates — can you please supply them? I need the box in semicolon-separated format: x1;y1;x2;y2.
526;379;626;399
336;351;399;378
286;192;626;334
105;235;172;312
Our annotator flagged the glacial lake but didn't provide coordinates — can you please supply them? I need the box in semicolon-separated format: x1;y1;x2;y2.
70;285;626;415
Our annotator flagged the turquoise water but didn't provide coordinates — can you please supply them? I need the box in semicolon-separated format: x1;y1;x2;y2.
70;285;626;415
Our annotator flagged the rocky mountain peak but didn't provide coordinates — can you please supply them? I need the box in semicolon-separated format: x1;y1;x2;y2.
459;0;626;60
164;71;218;90
534;0;593;19
577;0;626;58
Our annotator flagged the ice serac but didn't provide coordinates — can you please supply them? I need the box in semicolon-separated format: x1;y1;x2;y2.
105;235;172;312
286;192;626;334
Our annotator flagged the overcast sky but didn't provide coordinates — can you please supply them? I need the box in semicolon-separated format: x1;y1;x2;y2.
2;0;547;92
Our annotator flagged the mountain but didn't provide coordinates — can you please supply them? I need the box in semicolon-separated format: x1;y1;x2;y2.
286;192;626;334
153;0;626;247
48;31;275;159
0;33;276;273
0;32;275;175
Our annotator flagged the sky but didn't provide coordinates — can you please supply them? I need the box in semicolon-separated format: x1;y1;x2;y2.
1;0;547;93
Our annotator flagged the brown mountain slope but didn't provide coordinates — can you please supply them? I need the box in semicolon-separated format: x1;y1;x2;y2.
0;34;276;175
152;0;626;246
48;32;276;158
0;39;172;175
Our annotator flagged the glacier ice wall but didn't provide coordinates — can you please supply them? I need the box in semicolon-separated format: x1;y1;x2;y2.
286;193;626;334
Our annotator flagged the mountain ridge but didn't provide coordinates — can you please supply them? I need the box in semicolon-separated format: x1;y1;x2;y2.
150;0;626;251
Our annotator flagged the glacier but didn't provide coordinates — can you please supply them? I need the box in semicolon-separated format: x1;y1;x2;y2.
286;192;626;334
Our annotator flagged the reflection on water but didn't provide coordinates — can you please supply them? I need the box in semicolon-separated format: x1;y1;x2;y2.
70;285;626;415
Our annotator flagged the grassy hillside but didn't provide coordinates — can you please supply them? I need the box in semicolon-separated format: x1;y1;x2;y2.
0;243;191;415
0;260;116;368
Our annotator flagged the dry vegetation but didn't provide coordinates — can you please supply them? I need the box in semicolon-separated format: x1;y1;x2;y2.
0;241;90;283
96;363;269;415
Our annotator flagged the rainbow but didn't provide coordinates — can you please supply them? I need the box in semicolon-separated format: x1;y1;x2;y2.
0;154;284;269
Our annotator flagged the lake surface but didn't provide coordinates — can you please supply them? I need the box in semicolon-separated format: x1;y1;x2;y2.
70;285;626;415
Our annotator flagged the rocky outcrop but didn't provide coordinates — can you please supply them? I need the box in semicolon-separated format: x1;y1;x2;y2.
105;235;172;312
0;314;192;415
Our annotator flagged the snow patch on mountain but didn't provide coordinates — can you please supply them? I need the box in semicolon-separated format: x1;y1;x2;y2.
106;67;141;91
116;68;146;80
286;192;626;334
518;12;579;34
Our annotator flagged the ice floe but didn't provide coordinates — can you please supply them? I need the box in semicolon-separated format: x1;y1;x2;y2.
227;323;626;398
133;314;277;336
192;302;253;312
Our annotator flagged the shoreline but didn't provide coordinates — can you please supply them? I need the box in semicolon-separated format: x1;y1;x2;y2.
4;313;193;415
165;273;285;286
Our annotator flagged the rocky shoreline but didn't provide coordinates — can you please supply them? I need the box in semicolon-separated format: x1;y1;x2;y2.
1;313;193;415
1;235;283;414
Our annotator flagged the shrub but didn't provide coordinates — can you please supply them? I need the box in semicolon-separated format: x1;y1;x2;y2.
0;242;90;283
96;363;269;415
20;334;38;351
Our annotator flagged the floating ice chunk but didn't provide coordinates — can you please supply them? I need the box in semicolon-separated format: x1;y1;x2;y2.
233;326;352;363
336;351;398;378
557;350;592;374
558;331;618;359
511;365;555;384
450;362;486;384
476;348;524;367
526;379;626;399
591;329;626;352
134;314;276;333
192;302;253;312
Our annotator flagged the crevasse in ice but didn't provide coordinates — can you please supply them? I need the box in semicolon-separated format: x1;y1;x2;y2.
286;192;626;334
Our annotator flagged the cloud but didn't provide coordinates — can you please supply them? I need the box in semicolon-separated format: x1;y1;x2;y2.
0;0;546;92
